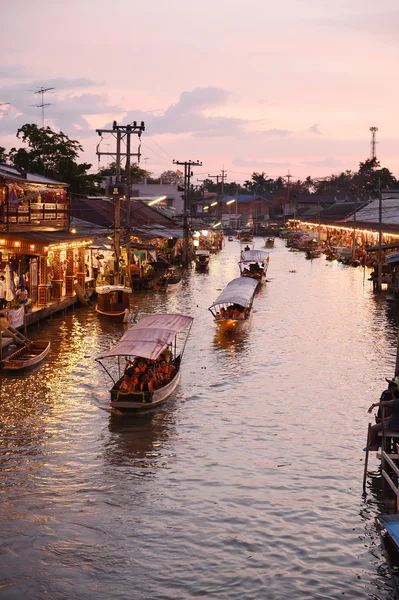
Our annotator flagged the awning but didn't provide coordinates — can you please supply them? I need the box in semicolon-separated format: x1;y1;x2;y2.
209;277;258;309
366;242;399;252
97;313;194;360
240;250;269;263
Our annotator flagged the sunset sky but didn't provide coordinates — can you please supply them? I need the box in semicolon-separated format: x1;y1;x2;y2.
1;0;399;183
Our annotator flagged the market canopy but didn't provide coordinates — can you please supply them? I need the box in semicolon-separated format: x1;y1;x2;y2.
208;277;258;309
97;313;194;360
240;250;269;263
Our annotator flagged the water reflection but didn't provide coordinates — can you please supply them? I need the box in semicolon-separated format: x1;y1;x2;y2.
213;328;250;355
2;238;399;599
104;409;176;469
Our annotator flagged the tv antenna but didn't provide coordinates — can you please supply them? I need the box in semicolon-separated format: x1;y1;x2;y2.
30;87;55;127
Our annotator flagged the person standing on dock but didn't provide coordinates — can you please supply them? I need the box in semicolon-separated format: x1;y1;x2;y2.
0;275;6;309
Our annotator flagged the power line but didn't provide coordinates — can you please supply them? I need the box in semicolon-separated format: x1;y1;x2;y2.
142;131;175;160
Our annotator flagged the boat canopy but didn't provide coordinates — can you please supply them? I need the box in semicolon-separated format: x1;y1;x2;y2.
96;285;132;294
196;249;210;256
208;277;258;310
97;313;194;360
240;250;269;263
386;252;399;266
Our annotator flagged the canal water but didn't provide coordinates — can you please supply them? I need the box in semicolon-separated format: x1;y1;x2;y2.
0;238;397;599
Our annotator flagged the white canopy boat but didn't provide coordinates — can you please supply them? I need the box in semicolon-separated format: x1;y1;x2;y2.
95;284;132;318
208;277;258;333
96;313;194;412
239;250;269;284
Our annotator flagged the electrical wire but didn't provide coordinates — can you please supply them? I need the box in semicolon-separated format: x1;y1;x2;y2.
142;131;175;161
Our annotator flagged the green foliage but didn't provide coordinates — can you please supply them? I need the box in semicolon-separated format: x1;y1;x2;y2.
0;146;8;164
98;161;151;183
8;124;99;194
160;170;184;185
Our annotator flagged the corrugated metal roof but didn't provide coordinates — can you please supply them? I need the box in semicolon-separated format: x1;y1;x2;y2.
346;197;399;225
0;163;67;186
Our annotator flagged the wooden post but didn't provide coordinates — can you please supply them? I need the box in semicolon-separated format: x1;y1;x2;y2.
38;255;49;306
363;422;371;492
65;248;74;297
76;248;86;289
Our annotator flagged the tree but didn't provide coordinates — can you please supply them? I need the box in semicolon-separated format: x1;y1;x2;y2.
98;161;151;183
160;170;184;185
8;124;99;194
0;146;8;164
244;171;274;196
354;158;397;198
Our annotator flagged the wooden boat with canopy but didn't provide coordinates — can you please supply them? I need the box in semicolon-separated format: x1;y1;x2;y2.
195;249;210;270
96;313;194;412
208;277;258;333
239;249;269;284
2;340;51;371
95;284;132;317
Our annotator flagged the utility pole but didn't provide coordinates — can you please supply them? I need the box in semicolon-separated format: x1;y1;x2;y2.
96;120;145;284
173;159;202;266
285;170;294;225
351;187;357;262
221;166;227;196
377;178;383;292
208;171;227;225
208;171;227;197
197;178;208;220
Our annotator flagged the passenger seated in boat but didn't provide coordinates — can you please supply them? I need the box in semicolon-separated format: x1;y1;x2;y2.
365;389;399;450
147;368;159;389
140;374;153;392
120;373;133;392
244;245;250;251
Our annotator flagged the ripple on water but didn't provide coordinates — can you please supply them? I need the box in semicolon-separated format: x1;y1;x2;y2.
0;239;396;599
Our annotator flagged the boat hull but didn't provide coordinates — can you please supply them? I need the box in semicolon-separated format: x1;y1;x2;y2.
96;307;127;317
110;371;181;412
167;279;182;291
2;341;51;370
215;317;250;333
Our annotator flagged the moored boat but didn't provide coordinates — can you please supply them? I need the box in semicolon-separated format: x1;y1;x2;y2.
239;228;254;242
305;249;322;259
96;313;194;412
208;277;258;333
376;515;399;597
166;267;182;290
239;250;269;284
195;249;210;270
95;284;132;317
2;340;51;371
